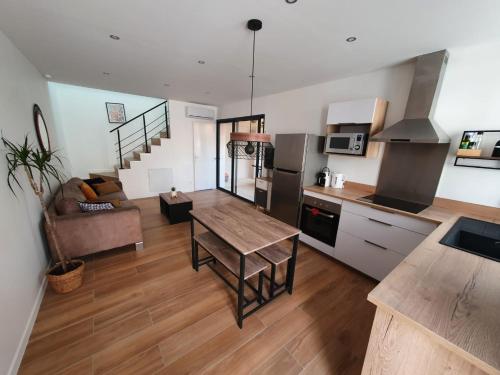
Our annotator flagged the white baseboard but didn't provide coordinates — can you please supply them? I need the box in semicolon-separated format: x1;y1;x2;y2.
7;276;47;375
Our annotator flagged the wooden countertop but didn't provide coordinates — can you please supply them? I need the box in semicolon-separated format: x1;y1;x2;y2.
190;203;300;255
304;184;500;374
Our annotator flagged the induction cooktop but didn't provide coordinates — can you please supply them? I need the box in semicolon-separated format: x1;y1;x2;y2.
357;194;429;214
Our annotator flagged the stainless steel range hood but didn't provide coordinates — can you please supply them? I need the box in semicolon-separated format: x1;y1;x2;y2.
371;50;451;143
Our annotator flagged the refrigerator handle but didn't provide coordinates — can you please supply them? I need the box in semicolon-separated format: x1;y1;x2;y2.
275;168;300;175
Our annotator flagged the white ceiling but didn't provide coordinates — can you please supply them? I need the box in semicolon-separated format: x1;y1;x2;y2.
1;0;500;105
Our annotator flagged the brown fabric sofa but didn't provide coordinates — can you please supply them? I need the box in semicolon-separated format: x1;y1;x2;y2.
46;177;143;261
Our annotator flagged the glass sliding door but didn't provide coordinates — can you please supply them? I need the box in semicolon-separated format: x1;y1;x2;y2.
216;114;265;203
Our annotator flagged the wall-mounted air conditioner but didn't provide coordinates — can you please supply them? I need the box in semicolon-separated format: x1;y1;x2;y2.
186;106;215;120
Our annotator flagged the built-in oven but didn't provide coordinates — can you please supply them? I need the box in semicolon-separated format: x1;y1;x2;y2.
300;195;341;247
325;132;368;155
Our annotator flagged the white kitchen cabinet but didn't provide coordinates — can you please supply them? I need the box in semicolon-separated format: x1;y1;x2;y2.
342;201;438;235
339;211;428;257
326;98;379;124
334;201;438;280
335;231;405;281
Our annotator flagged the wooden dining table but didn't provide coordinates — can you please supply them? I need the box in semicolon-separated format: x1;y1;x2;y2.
189;203;301;327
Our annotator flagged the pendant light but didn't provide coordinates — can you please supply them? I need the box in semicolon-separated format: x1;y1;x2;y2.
227;19;272;160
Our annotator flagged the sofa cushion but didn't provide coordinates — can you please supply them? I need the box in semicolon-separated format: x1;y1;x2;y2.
80;182;98;201
83;177;106;191
93;181;121;196
55;198;81;215
96;190;128;201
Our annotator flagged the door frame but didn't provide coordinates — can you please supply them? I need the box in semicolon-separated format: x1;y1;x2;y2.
216;114;265;203
193;119;217;191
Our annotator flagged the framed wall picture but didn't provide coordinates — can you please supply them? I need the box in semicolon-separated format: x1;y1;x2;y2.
106;102;126;123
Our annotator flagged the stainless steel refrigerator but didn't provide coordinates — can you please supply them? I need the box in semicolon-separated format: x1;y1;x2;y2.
270;134;327;226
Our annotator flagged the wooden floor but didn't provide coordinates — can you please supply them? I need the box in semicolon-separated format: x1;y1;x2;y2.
19;190;377;375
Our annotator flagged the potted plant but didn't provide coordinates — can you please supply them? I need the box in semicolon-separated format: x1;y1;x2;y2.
2;135;84;294
171;186;177;198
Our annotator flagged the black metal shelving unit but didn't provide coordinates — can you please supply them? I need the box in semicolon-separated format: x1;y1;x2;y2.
453;130;500;170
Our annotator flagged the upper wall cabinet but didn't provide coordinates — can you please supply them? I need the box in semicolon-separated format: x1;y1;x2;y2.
325;97;388;158
327;98;386;125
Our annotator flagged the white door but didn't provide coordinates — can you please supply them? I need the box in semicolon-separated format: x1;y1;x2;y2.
193;121;216;190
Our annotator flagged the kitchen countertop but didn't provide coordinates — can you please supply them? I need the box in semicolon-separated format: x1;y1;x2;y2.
304;184;500;374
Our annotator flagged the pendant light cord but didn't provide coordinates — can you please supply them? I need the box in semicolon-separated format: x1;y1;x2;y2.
250;30;256;116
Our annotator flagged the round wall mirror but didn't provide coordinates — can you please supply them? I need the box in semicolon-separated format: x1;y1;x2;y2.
33;104;51;153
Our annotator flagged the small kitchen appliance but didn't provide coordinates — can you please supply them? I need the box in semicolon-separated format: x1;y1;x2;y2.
317;167;331;187
325;133;367;155
332;173;345;189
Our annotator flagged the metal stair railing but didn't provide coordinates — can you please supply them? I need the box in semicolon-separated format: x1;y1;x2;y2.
109;100;170;169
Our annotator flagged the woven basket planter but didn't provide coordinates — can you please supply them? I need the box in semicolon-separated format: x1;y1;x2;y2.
47;260;85;294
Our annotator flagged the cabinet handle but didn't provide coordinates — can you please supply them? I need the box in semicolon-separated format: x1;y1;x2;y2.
364;240;388;250
368;218;392;227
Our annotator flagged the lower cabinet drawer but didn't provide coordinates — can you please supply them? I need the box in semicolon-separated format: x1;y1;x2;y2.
339;211;427;256
342;201;438;235
334;231;404;281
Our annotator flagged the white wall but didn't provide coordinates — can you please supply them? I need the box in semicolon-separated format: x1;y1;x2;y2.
118;100;218;198
49;83;164;178
220;43;500;207
0;30;67;375
220;64;415;185
434;43;500;206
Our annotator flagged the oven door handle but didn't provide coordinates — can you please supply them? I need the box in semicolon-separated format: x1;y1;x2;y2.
304;206;335;219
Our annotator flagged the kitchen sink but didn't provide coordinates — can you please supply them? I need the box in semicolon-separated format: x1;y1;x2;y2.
440;216;500;262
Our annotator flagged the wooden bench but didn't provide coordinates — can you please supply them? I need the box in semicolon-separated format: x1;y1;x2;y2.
194;232;268;280
257;243;292;297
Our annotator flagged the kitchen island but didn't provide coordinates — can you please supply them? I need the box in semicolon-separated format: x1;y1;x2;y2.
304;184;500;374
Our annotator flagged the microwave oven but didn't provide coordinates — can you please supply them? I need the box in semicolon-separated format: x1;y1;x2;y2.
325;133;368;155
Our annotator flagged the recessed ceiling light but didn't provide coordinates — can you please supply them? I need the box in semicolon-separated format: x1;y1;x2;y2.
205;91;211;95
198;60;206;65
346;36;357;43
103;72;111;76
109;34;120;40
163;83;170;87
44;74;52;79
285;0;297;3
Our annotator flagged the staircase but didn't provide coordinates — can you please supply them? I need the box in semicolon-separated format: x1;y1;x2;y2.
109;100;170;170
124;130;169;168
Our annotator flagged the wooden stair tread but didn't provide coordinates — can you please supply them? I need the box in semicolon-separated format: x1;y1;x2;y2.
256;243;291;265
194;232;268;279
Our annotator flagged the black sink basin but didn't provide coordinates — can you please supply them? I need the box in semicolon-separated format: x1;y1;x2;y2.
440;217;500;262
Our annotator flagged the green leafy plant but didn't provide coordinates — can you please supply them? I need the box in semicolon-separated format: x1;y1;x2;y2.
2;135;69;272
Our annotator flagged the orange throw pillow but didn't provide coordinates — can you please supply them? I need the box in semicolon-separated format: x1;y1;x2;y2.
93;181;121;196
80;182;98;201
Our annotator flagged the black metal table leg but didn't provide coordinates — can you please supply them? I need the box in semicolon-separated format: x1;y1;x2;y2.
286;234;299;294
194;242;199;271
258;271;264;304
190;217;196;270
237;254;246;328
269;264;276;298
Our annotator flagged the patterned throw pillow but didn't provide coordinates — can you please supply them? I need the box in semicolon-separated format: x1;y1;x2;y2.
79;202;114;212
